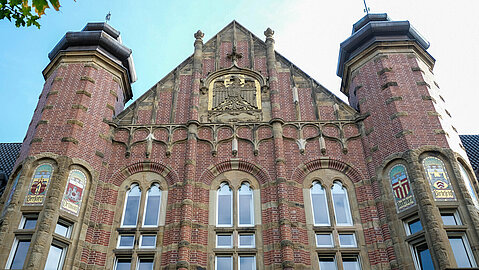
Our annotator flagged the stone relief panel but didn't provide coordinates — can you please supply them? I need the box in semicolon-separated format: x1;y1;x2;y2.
208;74;261;122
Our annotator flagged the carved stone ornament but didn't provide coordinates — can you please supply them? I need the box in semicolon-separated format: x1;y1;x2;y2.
201;64;267;123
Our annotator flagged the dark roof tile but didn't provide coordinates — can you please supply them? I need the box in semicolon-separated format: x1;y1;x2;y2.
460;135;479;172
0;143;22;178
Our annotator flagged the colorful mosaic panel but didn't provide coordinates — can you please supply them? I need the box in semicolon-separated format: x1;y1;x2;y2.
1;171;21;218
24;164;53;205
423;157;456;201
60;170;87;216
389;164;416;212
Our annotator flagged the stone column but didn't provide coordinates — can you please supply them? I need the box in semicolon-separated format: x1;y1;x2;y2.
177;31;203;270
265;28;294;269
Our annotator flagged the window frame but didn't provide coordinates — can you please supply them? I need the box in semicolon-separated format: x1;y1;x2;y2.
142;184;162;228
5;237;31;270
44;240;68;270
216;182;234;227
447;233;477;268
121;184;142;228
310;181;331;226
307;175;361;270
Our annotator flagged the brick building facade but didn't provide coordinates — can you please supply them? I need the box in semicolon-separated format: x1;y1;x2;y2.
0;14;478;269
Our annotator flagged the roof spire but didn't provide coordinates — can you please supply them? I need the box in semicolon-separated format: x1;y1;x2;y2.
363;0;370;14
105;11;111;22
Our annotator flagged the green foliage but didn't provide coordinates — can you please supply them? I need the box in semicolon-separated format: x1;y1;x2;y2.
0;0;62;28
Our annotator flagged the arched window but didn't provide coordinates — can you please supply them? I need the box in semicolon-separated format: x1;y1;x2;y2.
212;178;259;270
332;181;353;226
238;182;254;226
115;177;167;270
217;182;233;227
311;181;330;226
458;162;479;208
307;173;361;269
143;184;162;227
121;184;141;227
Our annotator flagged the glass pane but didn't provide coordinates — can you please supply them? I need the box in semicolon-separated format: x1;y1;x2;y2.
311;183;329;225
115;259;131;270
239;234;255;247
408;219;423;235
217;184;232;226
316;234;333;247
55;222;70;238
118;235;134;248
138;259;154;270
449;237;473;267
10;240;31;269
459;163;479;207
343;257;361;270
332;182;353;225
44;245;64;270
144;185;161;226
319;256;337;270
216;234;232;248
339;233;356;247
441;213;458;226
239;184;253;226
239;256;255;270
416;243;434;270
122;186;140;226
140;235;156;248
23;218;37;230
216;256;232;270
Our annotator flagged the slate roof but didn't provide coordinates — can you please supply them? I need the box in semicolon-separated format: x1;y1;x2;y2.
0;143;21;178
460;135;479;173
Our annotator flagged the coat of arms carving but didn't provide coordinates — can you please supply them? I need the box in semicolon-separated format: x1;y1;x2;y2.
207;74;262;122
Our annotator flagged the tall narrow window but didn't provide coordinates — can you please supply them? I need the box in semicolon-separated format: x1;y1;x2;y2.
309;177;360;269
458;162;479;208
332;181;353;226
122;185;141;227
115;178;167;269
143;184;161;227
217;183;233;226
44;244;66;270
238;182;254;226
311;182;330;226
449;236;476;267
6;239;31;269
213;179;259;269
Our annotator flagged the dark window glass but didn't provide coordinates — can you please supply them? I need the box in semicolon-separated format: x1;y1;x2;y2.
23;218;37;230
9;240;31;269
138;259;154;270
416;243;434;270
408;219;423;234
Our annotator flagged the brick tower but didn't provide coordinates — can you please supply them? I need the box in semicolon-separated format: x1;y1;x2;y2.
338;14;479;269
0;23;135;269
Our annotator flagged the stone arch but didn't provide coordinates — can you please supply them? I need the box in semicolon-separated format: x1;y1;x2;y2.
199;158;272;185
292;157;364;184
110;161;178;187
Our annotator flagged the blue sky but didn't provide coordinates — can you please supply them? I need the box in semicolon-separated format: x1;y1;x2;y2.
1;0;478;142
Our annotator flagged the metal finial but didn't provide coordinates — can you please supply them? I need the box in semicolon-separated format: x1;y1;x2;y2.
106;12;111;22
363;0;370;14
